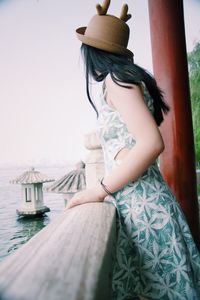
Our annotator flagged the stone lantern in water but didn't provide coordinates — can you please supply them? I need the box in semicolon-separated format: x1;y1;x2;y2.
10;167;55;217
45;161;86;207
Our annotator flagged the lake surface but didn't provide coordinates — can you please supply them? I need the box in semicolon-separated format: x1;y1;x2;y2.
0;165;73;262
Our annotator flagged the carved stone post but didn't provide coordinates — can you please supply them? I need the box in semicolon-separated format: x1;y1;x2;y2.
84;131;105;188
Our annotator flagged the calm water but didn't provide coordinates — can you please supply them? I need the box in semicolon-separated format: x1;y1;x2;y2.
0;165;72;262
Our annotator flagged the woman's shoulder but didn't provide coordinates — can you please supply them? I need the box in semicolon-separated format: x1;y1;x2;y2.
105;74;142;93
105;74;144;101
104;74;154;114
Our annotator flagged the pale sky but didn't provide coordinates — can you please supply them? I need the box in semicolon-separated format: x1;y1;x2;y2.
0;0;199;167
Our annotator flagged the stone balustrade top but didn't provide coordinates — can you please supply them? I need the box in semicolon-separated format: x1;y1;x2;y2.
0;201;116;300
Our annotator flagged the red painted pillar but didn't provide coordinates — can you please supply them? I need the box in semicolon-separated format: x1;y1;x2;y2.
148;0;199;247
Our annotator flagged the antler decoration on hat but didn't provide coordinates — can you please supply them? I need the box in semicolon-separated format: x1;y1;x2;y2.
96;0;110;15
120;4;132;22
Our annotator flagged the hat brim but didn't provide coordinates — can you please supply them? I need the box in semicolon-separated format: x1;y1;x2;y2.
76;27;133;58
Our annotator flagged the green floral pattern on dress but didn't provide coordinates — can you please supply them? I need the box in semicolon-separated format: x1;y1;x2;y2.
96;84;200;300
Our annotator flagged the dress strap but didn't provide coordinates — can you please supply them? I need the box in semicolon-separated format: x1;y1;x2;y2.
102;80;107;97
100;80;108;105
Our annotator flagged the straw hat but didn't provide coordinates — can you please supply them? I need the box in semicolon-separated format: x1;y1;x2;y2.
76;0;133;58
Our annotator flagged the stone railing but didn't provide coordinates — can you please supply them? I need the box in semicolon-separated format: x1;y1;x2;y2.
84;131;105;188
0;132;117;300
0;202;116;300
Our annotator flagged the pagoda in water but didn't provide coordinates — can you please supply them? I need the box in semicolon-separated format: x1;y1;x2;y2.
10;167;55;217
45;161;86;207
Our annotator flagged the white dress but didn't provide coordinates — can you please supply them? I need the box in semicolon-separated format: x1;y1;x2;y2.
96;86;200;300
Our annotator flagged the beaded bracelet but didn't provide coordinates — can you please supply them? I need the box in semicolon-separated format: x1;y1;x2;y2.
99;177;113;196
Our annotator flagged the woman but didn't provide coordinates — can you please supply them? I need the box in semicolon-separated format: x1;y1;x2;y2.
65;1;200;299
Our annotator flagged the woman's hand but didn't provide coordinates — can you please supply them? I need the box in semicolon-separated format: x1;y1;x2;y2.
64;184;107;211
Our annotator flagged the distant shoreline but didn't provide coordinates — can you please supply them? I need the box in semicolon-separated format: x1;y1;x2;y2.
0;162;77;170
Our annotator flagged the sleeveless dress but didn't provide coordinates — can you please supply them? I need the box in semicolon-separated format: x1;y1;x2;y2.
96;84;200;300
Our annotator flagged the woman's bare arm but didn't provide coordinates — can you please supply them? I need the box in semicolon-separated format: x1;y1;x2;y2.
98;74;165;194
65;74;165;209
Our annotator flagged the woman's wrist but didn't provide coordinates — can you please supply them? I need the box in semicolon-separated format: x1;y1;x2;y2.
100;177;113;195
96;177;114;200
94;180;110;201
96;182;108;200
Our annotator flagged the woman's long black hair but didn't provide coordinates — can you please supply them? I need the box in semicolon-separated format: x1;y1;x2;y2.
80;43;170;126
